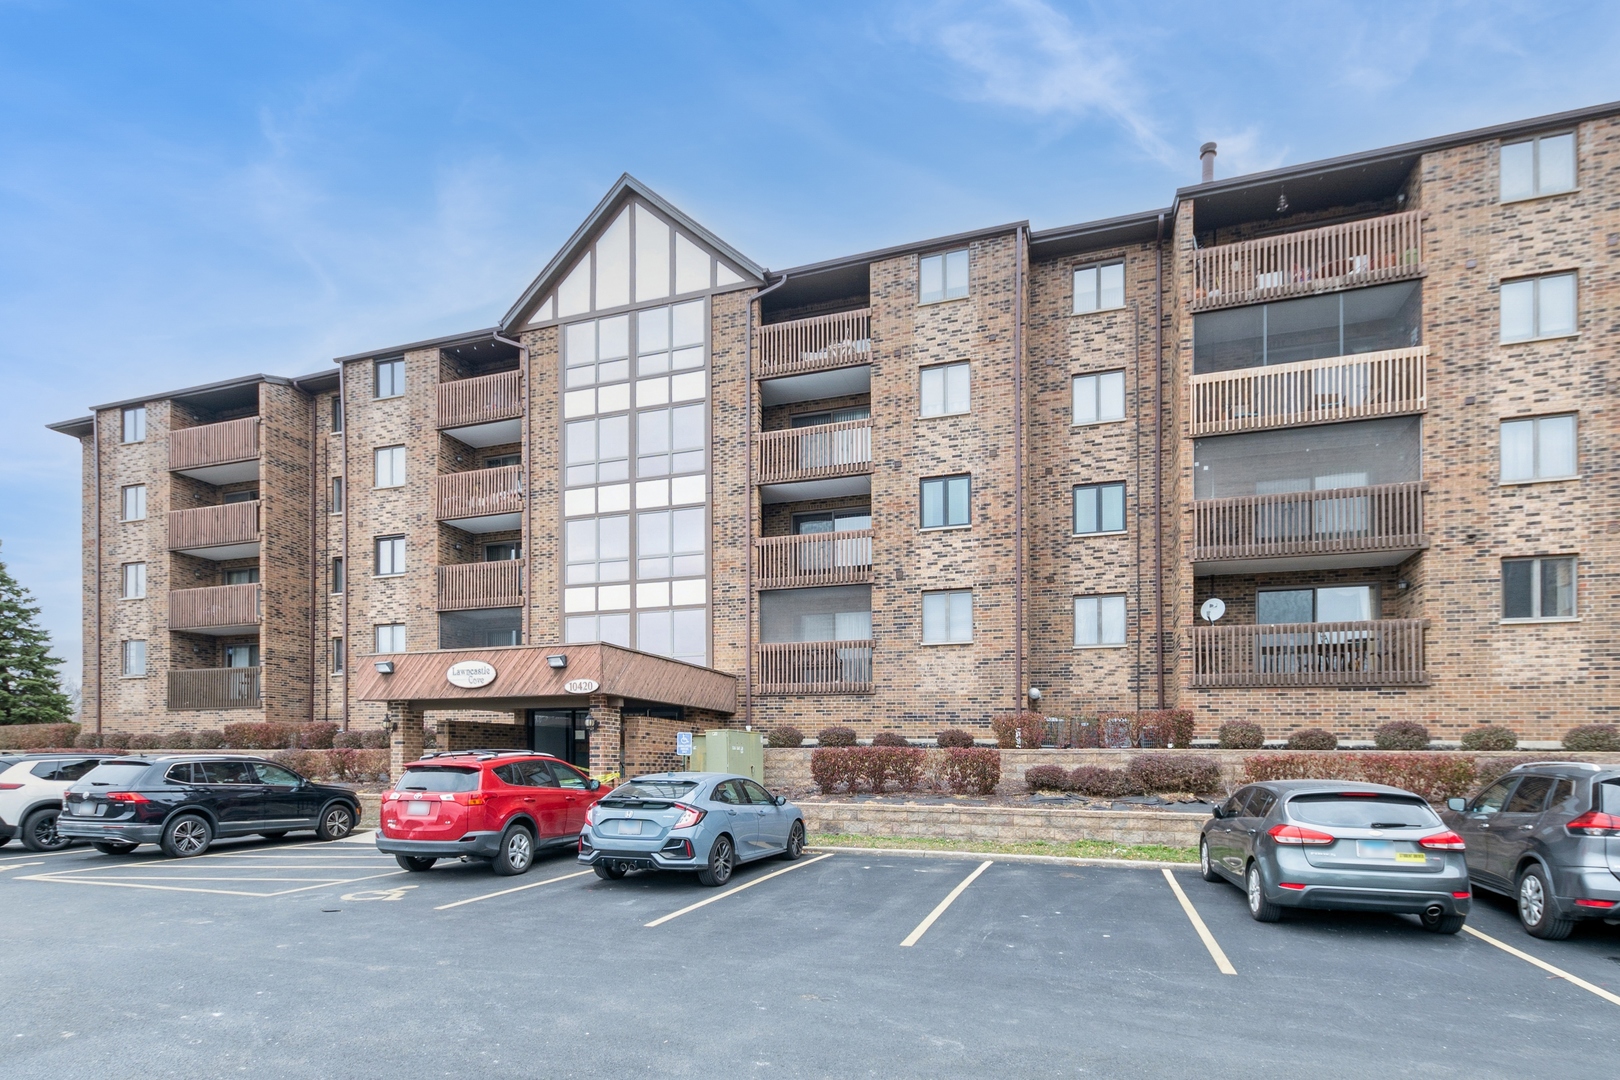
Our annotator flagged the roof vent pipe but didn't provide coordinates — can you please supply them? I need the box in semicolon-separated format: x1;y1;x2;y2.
1199;142;1217;184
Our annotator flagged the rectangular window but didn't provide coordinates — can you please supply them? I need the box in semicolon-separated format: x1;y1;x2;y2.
1503;557;1576;620
375;623;406;653
920;474;971;529
1500;272;1576;342
330;557;344;594
373;446;406;488
920;362;970;417
375;535;406;576
1074;595;1126;646
1257;586;1373;623
374;357;404;399
439;608;523;649
918;249;969;304
1501;132;1576;202
223;568;259;585
484;453;521;469
1073;483;1126;534
121;640;147;677
636;403;705;478
224;644;259;668
330;638;344;673
121;406;146;443
121;562;146;599
563;613;632;648
922;589;973;644
636;507;706;580
1072;371;1126;425
484;542;521;562
564;415;630;487
330;476;344;513
120;484;147;522
222;489;257;505
565;515;630;585
330;394;343;433
1500;414;1576;482
1073;262;1126;314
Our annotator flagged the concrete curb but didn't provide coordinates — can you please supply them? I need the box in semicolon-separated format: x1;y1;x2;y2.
806;844;1195;869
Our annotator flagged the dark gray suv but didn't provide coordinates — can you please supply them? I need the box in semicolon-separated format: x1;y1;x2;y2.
1442;762;1620;939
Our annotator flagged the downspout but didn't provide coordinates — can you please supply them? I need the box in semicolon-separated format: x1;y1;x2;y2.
308;391;318;722
1012;227;1026;715
1153;213;1166;711
339;363;351;731
91;413;102;736
744;272;790;730
492;330;530;646
1131;298;1143;715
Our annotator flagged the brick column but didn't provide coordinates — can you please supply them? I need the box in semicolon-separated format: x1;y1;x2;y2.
387;700;425;780
587;695;623;780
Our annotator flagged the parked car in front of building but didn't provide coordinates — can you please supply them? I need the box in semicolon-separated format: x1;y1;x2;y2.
1200;780;1472;933
60;756;361;857
1442;762;1620;939
376;751;608;876
579;772;806;887
0;754;112;851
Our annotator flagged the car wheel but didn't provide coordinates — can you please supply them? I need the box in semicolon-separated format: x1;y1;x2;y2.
492;825;534;876
316;804;354;842
698;834;735;887
781;820;806;861
91;841;138;855
21;808;72;852
1517;865;1574;940
1420;909;1467;935
395;855;436;872
161;815;213;858
594;862;626;881
1200;839;1223;882
1246;862;1282;923
258;831;288;840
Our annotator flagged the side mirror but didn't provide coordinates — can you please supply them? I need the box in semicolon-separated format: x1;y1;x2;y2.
1210;804;1224;819
1446;797;1466;812
587;779;601;792
775;795;787;806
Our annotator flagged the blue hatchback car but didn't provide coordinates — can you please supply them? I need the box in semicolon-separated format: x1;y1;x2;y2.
579;772;805;886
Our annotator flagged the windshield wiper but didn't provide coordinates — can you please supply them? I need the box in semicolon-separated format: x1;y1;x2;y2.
1369;822;1413;829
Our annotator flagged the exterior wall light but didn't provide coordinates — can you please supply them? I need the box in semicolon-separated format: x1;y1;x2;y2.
547;654;568;669
375;661;395;674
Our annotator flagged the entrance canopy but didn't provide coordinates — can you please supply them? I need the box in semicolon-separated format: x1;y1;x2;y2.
353;643;736;714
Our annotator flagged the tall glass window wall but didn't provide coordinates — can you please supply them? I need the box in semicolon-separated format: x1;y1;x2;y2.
1193;282;1421;374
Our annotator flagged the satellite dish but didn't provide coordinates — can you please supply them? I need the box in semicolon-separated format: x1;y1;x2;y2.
1200;598;1226;624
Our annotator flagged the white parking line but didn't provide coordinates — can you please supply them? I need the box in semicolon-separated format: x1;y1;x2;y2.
900;860;992;947
1463;925;1620;1008
0;862;45;872
19;868;406;898
434;869;595;910
645;853;835;928
1162;869;1237;975
0;848;92;865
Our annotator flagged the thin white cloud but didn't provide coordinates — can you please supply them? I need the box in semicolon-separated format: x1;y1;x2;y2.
1201;127;1288;180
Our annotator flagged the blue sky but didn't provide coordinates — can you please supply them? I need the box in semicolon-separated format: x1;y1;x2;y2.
3;0;1617;686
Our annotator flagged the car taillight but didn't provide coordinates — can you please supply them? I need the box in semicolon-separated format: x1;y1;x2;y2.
1452;891;1471;900
584;805;598;827
1574;898;1617;909
0;783;23;791
460;794;486;807
1419;831;1466;850
106;792;149;804
1565;811;1620;837
1269;823;1335;845
1278;882;1306;890
672;803;705;830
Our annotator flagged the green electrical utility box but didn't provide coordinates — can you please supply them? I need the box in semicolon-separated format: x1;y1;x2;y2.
683;729;763;782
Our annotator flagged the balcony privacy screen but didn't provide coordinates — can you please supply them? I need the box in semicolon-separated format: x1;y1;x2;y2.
439;607;523;649
1194;416;1420;500
759;585;871;643
1193;282;1420;374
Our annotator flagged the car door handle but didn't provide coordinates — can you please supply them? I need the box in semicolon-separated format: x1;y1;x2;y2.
1518;825;1534;831
727;809;737;816
523;797;535;803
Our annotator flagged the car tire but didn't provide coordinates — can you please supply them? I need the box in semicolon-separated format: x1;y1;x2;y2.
315;804;355;842
594;862;626;881
1246;862;1283;923
1200;839;1222;882
492;825;534;876
91;841;138;855
1517;865;1574;940
21;808;71;852
697;834;735;887
161;815;213;858
395;855;436;872
258;831;288;840
1420;909;1467;935
781;820;805;861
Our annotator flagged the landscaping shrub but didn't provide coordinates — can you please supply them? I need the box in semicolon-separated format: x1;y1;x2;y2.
1068;765;1139;798
191;729;225;750
355;749;390;783
101;732;131;749
0;722;81;750
1023;764;1073;792
989;710;1047;749
222;722;302;750
332;731;364;749
73;731;100;748
1127;753;1223;795
939;748;1000;795
816;726;857;748
164;731;195;750
1459;725;1518;751
1373;721;1431;750
870;731;910;747
1286;728;1339;751
1217;721;1265;750
1562;724;1620;752
810;747;861;793
1241;753;1361;783
1474;755;1554;786
1131;710;1197;749
127;733;165;751
766;726;806;749
272;749;324;779
294;722;339;750
1357;754;1480;802
935;728;976;749
882;747;926;792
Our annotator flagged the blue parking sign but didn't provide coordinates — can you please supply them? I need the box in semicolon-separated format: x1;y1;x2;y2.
675;731;693;757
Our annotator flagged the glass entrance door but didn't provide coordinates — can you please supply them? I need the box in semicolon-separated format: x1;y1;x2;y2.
528;709;589;768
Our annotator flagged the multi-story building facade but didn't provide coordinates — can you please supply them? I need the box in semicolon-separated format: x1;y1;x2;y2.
52;101;1620;773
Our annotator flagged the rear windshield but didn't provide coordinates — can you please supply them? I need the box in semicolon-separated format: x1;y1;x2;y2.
397;767;479;793
1600;781;1620;815
606;780;698;802
1287;793;1440;828
77;762;151;787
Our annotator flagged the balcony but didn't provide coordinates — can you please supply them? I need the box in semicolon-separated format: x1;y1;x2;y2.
168;501;260;560
1192;210;1424;312
1191;620;1428;687
757;640;874;694
755;420;872;503
437;370;523;447
169;417;261;484
757;308;871;380
1193;483;1425;574
168;584;261;634
167;667;262;711
756;531;872;589
1190;347;1427;436
436;562;525;611
437;465;523;532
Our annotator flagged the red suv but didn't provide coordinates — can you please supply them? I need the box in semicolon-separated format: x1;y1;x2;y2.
375;751;607;876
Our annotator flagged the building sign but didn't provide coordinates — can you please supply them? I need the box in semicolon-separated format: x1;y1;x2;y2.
564;678;600;695
446;660;497;689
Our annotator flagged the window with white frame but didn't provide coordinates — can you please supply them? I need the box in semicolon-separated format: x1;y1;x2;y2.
564;515;629;586
1500;133;1576;202
1074;595;1126;646
121;562;146;599
375;623;406;653
635;608;706;666
1074;483;1126;534
563;613;631;648
1500;414;1576;482
920;474;970;529
121;640;147;677
920;362;970;417
922;589;972;644
375;535;406;576
1503;556;1576;620
565;415;629;487
121;406;146;443
919;249;969;304
1073;262;1125;314
1072;371;1126;425
374;357;404;399
120;484;147;522
636;403;704;478
1500;273;1576;342
373;446;406;488
637;507;705;580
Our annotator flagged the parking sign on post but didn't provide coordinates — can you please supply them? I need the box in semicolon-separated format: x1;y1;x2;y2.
675;731;693;758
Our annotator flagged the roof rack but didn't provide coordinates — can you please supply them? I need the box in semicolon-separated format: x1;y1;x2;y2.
1510;761;1602;772
416;748;531;761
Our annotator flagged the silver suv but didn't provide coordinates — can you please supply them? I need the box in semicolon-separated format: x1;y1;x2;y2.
1443;762;1620;939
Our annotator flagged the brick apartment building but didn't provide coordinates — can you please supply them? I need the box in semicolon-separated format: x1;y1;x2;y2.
51;101;1619;773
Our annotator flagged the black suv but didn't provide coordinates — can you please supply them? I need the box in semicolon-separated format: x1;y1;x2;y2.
59;756;362;857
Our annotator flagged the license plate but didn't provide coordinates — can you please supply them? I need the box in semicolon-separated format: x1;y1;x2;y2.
1395;852;1428;864
616;819;644;836
404;802;434;816
71;802;97;817
1356;840;1395;859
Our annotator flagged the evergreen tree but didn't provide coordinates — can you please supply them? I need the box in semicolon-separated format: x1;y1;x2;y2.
0;542;73;725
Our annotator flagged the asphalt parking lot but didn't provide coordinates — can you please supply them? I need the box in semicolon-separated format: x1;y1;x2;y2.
2;833;1618;1079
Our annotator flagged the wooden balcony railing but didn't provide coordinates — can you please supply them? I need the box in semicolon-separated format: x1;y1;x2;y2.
1192;210;1424;312
437;369;523;430
1194;483;1425;563
756;420;872;485
168;584;261;631
436;562;525;611
167;501;260;550
1190;346;1427;435
1192;620;1428;687
758;641;874;694
437;465;524;521
756;308;872;379
167;667;262;710
756;530;873;588
169;416;261;472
